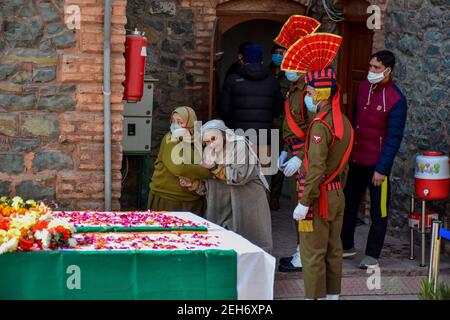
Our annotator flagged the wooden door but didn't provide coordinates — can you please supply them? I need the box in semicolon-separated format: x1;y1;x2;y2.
338;21;373;121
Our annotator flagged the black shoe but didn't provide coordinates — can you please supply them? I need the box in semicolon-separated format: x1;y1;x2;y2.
270;198;280;211
279;256;293;265
343;247;357;258
278;261;302;272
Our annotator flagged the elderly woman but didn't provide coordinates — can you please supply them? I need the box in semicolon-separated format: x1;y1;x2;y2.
148;106;212;214
179;119;273;253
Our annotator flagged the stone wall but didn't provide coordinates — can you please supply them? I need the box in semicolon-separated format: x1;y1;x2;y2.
383;0;450;239
126;0;310;163
2;0;447;229
0;0;127;210
126;0;213;162
127;0;449;235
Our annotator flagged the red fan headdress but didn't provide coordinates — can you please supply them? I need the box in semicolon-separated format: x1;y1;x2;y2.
274;15;321;49
281;33;342;73
282;33;344;140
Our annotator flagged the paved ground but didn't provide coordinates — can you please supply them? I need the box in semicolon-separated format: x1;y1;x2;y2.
270;178;450;300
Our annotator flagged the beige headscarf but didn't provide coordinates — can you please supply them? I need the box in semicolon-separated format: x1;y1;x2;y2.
171;106;197;134
201;119;270;190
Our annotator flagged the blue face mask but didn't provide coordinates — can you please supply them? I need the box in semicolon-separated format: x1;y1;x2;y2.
271;53;283;66
285;71;300;82
170;123;181;133
304;95;319;113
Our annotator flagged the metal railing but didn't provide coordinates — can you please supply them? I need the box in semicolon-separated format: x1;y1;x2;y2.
428;220;450;293
409;195;432;267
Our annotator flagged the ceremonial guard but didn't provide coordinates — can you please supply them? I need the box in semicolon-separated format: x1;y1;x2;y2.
281;32;354;299
274;15;320;272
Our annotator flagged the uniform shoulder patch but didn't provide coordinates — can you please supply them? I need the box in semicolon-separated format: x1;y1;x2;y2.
312;135;322;144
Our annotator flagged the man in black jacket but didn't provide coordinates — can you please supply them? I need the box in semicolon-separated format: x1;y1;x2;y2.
225;42;252;79
216;44;284;154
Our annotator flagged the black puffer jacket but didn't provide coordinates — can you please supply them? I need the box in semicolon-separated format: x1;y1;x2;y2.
216;63;284;135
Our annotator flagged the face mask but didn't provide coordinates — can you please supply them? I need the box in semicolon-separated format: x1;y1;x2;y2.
170;123;181;133
304;95;319;113
271;53;283;66
367;69;386;84
285;71;300;82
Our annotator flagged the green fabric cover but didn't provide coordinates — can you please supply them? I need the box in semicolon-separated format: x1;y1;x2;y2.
74;226;207;233
0;249;237;300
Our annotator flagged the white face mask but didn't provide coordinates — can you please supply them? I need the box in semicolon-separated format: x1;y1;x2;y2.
367;69;386;84
170;123;181;133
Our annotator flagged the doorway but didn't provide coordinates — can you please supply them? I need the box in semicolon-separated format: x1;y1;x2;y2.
219;19;283;89
336;0;374;121
208;17;288;119
208;0;307;118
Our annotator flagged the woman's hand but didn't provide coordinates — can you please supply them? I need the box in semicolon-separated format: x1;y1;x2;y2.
200;145;216;169
179;176;193;187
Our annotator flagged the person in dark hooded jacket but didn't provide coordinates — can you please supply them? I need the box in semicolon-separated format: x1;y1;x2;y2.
216;44;284;141
225;42;253;79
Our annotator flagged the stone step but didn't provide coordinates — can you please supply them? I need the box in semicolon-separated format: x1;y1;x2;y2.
274;274;450;300
275;267;450;280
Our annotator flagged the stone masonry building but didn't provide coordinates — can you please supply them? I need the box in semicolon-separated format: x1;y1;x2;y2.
0;0;448;238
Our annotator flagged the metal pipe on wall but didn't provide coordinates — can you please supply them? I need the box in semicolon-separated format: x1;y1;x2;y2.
103;0;112;211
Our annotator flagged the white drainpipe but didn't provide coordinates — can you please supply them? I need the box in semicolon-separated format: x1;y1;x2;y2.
103;0;112;210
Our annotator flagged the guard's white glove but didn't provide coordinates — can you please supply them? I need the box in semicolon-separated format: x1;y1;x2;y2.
293;203;309;221
283;156;302;177
171;128;191;141
277;151;288;170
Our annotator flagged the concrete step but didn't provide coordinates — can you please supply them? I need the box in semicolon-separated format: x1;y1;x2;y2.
275;267;450;280
274;274;450;300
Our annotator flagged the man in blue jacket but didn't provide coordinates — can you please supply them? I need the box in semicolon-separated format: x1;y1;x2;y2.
340;50;408;269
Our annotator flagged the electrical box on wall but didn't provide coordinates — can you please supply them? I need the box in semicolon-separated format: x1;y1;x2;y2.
123;117;152;152
123;80;155;117
122;78;158;153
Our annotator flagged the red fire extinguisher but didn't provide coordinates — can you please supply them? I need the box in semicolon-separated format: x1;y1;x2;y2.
123;28;148;102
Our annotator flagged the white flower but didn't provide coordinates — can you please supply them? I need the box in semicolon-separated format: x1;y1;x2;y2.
0;237;18;255
39;212;52;221
11;196;24;211
0;230;8;244
9;213;38;230
68;238;77;247
12;196;23;203
48;218;76;233
35;229;51;249
6;228;21;239
26;200;37;208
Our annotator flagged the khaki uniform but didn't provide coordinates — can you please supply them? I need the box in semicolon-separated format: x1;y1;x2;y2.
282;82;315;208
299;103;352;299
270;70;291;202
282;81;314;155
